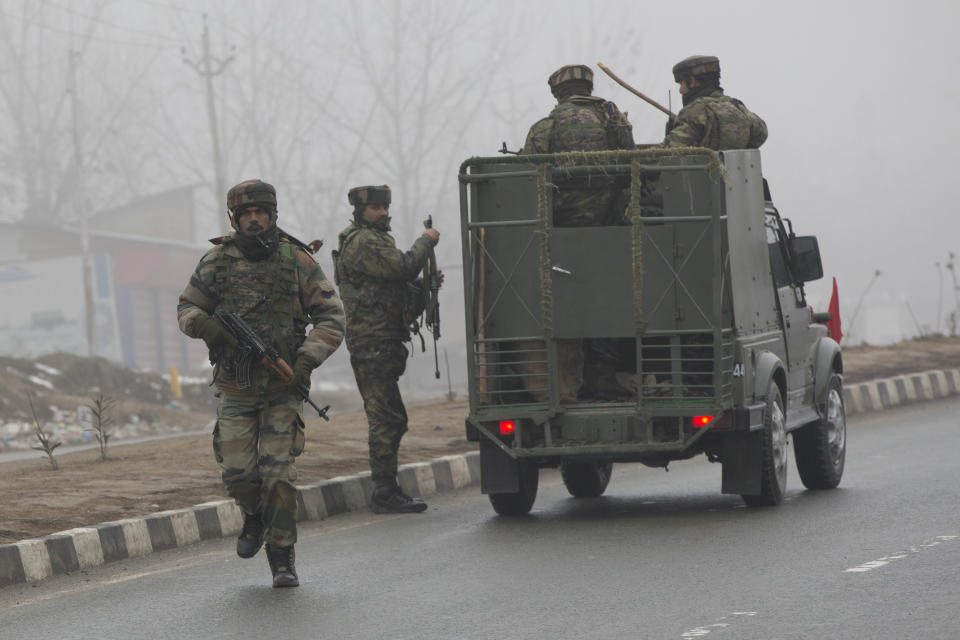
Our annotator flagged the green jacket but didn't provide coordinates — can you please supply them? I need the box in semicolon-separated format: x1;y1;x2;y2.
333;221;432;348
664;88;767;150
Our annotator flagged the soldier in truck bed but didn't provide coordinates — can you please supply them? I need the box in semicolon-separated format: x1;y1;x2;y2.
516;64;635;402
521;63;635;226
663;55;767;150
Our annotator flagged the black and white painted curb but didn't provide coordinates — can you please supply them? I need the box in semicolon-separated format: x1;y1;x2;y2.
0;453;479;588
2;366;959;589
842;369;960;415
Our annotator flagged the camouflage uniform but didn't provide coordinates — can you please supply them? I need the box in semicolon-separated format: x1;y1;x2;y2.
332;185;433;490
178;180;344;549
517;65;635;402
521;64;635;226
664;55;767;150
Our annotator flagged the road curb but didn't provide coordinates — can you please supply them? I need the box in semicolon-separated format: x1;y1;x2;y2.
0;450;480;588
842;369;960;415
3;367;959;588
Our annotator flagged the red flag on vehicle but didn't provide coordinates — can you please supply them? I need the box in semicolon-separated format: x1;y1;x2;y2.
827;277;842;343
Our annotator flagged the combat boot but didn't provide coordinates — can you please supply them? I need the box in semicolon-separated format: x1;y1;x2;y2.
236;511;265;559
371;485;428;514
265;544;299;588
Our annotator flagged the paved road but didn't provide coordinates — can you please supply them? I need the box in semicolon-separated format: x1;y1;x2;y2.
2;399;958;640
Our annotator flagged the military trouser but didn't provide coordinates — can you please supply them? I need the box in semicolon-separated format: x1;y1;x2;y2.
350;340;409;489
213;391;305;547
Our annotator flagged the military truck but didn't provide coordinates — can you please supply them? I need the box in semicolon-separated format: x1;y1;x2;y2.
458;148;845;515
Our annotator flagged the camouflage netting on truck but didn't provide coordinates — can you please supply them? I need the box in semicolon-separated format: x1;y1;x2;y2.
461;148;724;338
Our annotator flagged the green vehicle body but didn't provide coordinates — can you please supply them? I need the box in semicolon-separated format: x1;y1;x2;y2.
458;148;846;514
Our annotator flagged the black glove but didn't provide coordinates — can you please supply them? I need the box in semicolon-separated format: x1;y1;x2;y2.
664;115;677;136
290;355;316;391
194;315;238;352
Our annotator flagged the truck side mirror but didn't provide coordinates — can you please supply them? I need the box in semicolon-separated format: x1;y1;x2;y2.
789;236;824;283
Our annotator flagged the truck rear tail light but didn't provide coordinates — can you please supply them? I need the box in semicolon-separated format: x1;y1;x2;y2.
499;420;516;435
692;415;713;428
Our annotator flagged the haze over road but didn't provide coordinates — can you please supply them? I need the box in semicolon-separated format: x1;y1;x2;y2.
3;398;958;639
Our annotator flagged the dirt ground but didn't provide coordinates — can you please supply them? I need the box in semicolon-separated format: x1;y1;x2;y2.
2;335;959;543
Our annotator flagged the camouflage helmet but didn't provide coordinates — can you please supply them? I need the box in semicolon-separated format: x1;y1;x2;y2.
348;184;391;207
548;64;593;93
672;55;721;82
227;179;277;213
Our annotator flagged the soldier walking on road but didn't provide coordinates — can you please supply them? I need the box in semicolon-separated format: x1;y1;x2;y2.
178;179;345;588
663;55;767;150
332;185;442;513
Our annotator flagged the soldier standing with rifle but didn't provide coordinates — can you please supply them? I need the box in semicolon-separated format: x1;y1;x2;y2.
332;185;442;513
178;179;344;588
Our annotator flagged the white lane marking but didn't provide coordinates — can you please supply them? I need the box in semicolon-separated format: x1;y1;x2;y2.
845;535;957;573
680;611;757;638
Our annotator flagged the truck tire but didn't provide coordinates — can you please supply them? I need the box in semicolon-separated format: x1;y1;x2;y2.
742;381;787;507
793;372;846;489
488;462;538;515
560;461;613;498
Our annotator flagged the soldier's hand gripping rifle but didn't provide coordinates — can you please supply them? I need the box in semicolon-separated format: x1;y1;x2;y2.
422;215;441;379
213;311;331;420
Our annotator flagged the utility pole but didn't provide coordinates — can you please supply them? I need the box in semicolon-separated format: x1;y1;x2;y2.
68;48;96;357
183;15;234;235
935;261;943;334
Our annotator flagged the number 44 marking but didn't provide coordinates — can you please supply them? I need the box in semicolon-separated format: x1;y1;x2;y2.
733;363;745;378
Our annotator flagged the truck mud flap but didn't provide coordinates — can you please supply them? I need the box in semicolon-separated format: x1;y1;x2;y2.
480;440;520;494
720;432;762;495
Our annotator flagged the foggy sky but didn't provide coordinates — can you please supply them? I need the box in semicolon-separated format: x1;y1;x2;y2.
2;0;957;376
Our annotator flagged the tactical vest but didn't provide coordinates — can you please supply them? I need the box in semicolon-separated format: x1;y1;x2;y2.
693;95;757;150
549;96;632;152
213;239;308;371
549;97;609;152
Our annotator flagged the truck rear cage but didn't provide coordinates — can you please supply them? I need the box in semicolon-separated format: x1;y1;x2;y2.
472;337;550;405
639;331;735;404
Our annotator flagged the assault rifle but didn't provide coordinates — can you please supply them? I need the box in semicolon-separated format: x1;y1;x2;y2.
214;310;330;420
422;215;441;378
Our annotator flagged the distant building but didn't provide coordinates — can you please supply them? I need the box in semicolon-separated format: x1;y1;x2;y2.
0;185;215;373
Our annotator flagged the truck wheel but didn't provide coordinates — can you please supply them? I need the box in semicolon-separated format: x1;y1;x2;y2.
560;461;613;498
793;372;846;489
488;462;538;516
742;381;787;507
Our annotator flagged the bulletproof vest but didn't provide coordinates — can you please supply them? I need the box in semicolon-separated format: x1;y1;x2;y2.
549;97;609;152
695;95;756;150
214;239;307;366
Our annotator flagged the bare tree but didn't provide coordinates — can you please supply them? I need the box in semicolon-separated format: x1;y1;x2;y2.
26;392;60;470
0;2;188;223
335;0;524;243
85;393;114;461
